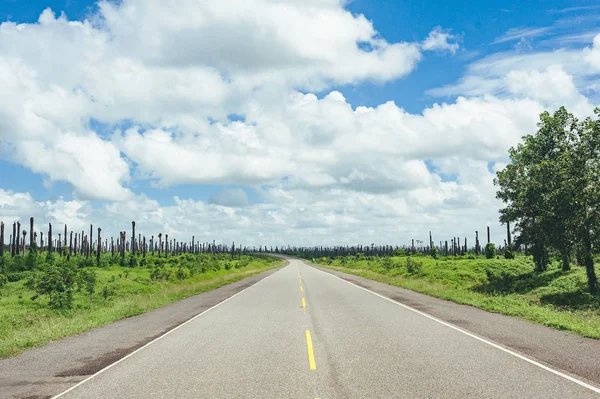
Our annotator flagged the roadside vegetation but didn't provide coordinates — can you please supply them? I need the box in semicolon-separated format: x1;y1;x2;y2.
308;252;600;339
0;251;282;358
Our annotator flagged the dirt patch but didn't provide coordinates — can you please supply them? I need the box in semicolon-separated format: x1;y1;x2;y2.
446;319;472;328
390;295;432;312
54;327;171;377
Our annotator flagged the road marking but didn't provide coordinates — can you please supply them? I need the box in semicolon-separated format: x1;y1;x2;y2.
307;263;600;395
51;268;284;399
299;278;302;283
302;297;306;308
300;285;303;292
305;330;317;370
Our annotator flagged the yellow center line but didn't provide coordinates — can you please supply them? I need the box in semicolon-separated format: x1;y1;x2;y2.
302;297;306;308
305;330;317;370
300;285;303;292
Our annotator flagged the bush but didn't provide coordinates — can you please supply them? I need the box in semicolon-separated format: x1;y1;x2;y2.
485;243;496;259
26;261;78;310
176;267;187;280
79;269;98;304
406;257;423;275
394;248;406;257
431;246;438;259
504;245;515;259
381;257;393;271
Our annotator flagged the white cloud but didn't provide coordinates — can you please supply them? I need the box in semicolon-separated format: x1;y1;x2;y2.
492;27;551;44
583;33;600;69
422;26;460;54
1;2;599;247
209;188;251;207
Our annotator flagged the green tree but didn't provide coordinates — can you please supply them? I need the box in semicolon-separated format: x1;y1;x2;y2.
484;243;496;259
26;261;79;309
495;107;599;292
79;269;98;305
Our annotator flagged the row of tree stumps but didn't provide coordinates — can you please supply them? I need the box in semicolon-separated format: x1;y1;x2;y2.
0;218;249;262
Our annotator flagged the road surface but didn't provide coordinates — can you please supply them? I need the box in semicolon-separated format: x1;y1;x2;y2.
52;258;599;398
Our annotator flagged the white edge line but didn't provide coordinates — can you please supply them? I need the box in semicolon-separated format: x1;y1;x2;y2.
304;261;600;395
52;267;284;398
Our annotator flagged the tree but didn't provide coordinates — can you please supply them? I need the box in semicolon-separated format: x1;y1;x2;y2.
27;261;78;309
79;269;97;305
495;107;599;292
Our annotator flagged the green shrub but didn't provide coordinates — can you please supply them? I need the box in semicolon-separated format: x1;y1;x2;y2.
176;267;187;280
431;246;438;259
394;248;406;257
504;245;514;259
406;257;423;275
381;257;393;271
26;261;78;310
485;243;496;259
79;269;98;304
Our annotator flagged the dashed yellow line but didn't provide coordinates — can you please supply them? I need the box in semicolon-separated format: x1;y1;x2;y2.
300;285;303;292
302;297;306;308
305;330;316;370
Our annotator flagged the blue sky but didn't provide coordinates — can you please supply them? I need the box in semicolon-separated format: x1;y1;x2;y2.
0;0;599;244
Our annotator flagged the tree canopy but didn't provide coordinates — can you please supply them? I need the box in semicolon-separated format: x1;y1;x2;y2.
495;107;600;293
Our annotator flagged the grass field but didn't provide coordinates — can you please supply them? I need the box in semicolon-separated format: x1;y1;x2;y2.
310;254;600;339
0;254;283;359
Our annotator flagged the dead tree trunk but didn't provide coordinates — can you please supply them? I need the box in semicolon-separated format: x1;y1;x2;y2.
29;217;34;249
16;222;21;255
22;230;27;254
131;221;136;255
48;223;52;254
11;222;16;256
165;234;168;258
487;226;490;243
158;233;162;257
97;228;101;265
120;231;126;261
506;222;512;247
68;231;73;261
88;225;93;258
0;222;4;257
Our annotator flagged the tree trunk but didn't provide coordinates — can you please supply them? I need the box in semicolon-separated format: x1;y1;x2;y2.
97;228;101;265
48;223;52;254
0;222;4;257
16;222;20;255
583;231;598;293
29;217;34;249
131;221;136;255
562;252;571;272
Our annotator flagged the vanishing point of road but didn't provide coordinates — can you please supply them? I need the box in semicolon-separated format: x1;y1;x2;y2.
45;258;600;398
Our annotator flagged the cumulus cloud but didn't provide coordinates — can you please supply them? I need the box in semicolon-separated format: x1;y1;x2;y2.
422;26;460;54
1;1;599;246
209;188;251;207
583;33;600;69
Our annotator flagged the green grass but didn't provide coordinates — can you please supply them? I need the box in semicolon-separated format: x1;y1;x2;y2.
311;254;600;339
0;254;283;359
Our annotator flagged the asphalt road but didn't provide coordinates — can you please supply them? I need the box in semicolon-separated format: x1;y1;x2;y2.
53;258;599;399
